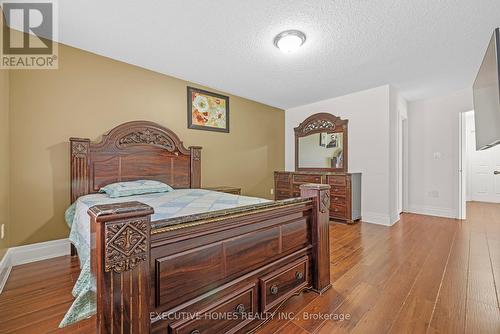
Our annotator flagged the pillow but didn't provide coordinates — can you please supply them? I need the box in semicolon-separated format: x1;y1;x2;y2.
99;180;174;198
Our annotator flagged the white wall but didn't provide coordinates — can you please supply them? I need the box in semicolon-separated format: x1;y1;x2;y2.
285;85;400;225
407;88;473;218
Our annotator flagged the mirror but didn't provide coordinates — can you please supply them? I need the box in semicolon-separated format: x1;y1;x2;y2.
294;113;348;172
298;132;344;169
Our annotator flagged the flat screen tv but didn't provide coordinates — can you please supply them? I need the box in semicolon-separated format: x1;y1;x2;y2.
473;28;500;150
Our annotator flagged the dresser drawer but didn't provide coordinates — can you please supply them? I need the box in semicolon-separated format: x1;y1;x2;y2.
331;204;346;217
275;172;291;181
259;256;309;312
276;189;291;198
330;185;346;195
292;185;304;197
293;174;322;184
327;175;346;186
276;180;290;190
331;195;346;205
170;284;256;334
276;195;291;200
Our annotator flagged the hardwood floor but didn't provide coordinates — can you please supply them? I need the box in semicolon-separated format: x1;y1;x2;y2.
0;202;499;333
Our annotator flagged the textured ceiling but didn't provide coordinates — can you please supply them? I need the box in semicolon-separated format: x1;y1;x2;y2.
53;0;500;108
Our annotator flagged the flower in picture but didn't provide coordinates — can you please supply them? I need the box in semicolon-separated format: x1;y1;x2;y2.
193;94;209;113
193;110;209;125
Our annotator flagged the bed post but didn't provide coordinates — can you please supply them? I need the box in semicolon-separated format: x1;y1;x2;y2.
300;183;332;294
70;137;91;203
189;146;202;188
88;201;154;334
70;137;91;256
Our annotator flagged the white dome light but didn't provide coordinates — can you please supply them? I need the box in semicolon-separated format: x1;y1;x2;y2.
274;30;306;54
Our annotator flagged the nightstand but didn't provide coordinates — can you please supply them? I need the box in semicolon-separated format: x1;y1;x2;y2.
203;186;241;195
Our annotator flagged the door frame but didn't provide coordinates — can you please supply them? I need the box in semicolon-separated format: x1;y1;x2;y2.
394;111;409;214
458;110;473;220
399;115;409;213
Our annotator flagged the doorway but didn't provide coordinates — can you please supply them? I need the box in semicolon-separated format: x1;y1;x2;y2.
459;110;500;219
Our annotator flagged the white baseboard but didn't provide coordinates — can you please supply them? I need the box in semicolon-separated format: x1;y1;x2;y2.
406;205;456;219
390;212;401;226
0;252;12;294
362;211;394;226
0;238;70;293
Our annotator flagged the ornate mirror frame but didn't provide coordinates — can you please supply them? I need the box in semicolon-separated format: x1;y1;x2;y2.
294;113;348;172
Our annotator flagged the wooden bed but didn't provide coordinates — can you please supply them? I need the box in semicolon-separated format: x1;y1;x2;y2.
70;121;332;334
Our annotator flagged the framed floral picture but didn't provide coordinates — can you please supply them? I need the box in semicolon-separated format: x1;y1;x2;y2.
187;87;229;133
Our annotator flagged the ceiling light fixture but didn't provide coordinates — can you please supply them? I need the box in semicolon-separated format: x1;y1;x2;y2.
274;30;306;54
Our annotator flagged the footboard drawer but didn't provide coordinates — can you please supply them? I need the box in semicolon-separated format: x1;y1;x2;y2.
259;256;309;312
170;284;256;334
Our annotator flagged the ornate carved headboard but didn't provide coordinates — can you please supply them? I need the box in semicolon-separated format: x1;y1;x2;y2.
70;121;202;203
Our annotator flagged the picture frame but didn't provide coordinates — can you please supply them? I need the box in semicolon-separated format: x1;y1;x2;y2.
187;86;230;133
326;133;340;148
319;132;327;147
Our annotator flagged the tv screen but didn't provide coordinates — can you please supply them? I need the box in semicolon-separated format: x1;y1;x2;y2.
473;28;500;150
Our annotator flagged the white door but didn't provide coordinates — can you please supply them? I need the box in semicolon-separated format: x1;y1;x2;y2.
469;128;500;203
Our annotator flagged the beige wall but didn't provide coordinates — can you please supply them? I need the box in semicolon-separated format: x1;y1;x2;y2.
0;68;9;259
9;44;284;247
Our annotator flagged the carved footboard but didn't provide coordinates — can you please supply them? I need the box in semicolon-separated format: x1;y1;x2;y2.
88;184;331;334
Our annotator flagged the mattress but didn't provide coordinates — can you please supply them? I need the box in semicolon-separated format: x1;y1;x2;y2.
60;189;271;327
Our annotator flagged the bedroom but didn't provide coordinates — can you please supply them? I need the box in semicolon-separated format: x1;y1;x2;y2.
0;1;499;333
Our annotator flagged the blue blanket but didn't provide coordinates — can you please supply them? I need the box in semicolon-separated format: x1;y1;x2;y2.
60;189;270;327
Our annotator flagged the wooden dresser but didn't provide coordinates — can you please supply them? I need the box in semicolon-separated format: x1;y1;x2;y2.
274;171;361;224
285;113;362;224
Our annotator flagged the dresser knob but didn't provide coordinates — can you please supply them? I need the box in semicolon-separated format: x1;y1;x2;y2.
235;303;245;314
295;271;304;280
335;208;339;212
190;330;200;334
270;285;279;295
